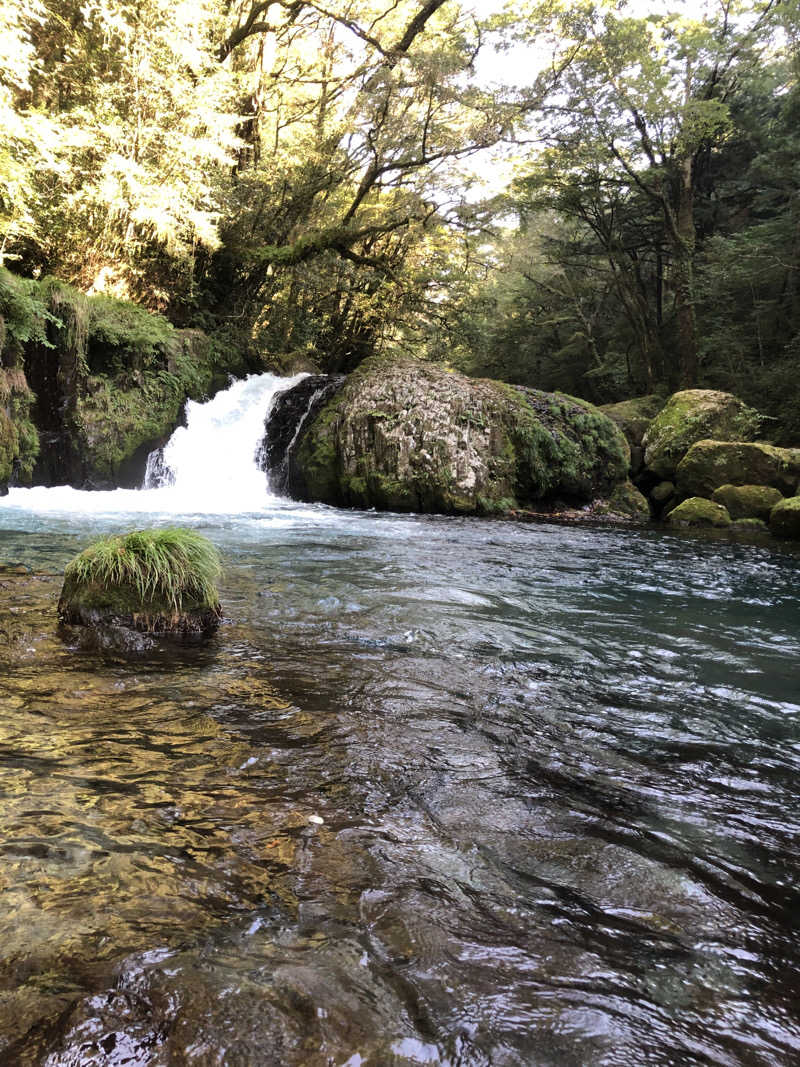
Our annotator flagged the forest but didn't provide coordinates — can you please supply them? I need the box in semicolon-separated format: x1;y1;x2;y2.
1;0;799;435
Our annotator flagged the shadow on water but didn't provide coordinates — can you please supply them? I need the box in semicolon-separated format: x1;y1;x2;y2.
0;514;799;1065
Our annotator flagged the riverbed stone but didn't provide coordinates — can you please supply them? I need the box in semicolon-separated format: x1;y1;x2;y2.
289;356;630;514
769;496;800;539
710;483;784;521
600;395;665;470
642;389;762;479
665;497;732;528
58;529;222;637
675;440;800;498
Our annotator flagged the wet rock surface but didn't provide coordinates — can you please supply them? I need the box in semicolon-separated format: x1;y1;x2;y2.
260;374;345;495
290;356;630;514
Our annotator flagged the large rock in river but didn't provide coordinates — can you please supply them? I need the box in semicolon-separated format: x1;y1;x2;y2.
676;441;800;498
642;389;762;479
769;496;800;539
288;356;630;513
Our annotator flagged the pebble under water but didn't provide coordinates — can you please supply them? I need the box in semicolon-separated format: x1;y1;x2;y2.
0;503;798;1066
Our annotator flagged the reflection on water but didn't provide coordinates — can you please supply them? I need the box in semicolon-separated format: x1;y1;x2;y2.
1;507;799;1065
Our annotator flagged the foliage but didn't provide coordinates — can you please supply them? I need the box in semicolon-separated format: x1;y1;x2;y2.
62;528;222;611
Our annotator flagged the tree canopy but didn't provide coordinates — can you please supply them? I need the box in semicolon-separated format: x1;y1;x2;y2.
1;0;798;428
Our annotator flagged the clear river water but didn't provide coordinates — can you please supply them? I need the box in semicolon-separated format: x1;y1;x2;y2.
0;375;798;1066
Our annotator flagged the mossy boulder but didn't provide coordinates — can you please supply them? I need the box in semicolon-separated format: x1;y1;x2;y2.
58;528;222;637
676;441;800;498
665;497;732;528
595;480;651;521
72;330;216;487
290;356;630;514
600;395;665;449
650;480;675;505
769;496;800;539
642;390;762;479
730;518;769;533
710;484;784;521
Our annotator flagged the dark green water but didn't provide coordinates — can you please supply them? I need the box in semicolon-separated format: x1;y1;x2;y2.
0;505;799;1065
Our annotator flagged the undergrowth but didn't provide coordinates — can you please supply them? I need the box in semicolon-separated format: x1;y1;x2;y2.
64;528;222;611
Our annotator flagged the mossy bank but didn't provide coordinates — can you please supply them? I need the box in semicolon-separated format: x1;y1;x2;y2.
0;268;246;490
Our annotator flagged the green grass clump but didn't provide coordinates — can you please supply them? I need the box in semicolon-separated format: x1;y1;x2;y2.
64;528;222;613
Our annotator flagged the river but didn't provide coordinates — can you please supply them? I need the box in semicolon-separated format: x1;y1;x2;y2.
0;375;798;1065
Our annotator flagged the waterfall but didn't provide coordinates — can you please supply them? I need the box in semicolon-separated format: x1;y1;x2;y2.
0;371;308;517
142;372;307;509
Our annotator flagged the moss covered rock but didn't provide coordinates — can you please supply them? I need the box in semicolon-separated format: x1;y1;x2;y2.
769;496;800;539
665;497;732;528
290;357;630;514
730;518;769;533
710;484;784;521
676;440;800;498
650;480;675;504
600;395;665;449
73;330;216;487
642;389;762;479
58;528;222;636
595;481;651;521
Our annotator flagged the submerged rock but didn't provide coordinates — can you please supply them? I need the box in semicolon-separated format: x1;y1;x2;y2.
665;497;732;528
710;484;784;521
58;528;222;638
769;496;800;539
289;356;629;514
642;390;762;479
676;440;800;498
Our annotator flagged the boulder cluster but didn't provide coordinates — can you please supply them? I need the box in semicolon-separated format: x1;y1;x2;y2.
265;362;800;537
600;389;800;538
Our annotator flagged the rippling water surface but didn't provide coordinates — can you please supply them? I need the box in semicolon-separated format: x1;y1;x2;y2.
0;500;799;1066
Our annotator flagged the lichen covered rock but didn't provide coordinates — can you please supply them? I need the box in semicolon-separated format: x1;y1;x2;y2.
769;496;800;539
710;484;784;521
290;357;630;514
58;528;222;637
676;441;800;498
665;497;732;528
642;389;762;479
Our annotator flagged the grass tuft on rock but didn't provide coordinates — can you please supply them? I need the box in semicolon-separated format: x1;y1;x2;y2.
63;528;222;614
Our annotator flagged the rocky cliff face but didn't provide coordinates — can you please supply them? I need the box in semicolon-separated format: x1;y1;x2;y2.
0;268;224;489
284;356;631;514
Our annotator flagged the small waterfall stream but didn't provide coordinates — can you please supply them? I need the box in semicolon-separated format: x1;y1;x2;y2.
0;371;308;517
143;372;307;508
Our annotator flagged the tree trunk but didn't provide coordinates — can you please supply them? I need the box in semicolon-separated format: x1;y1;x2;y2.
672;159;698;387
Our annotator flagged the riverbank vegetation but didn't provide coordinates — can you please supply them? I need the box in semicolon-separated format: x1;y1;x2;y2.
1;0;798;444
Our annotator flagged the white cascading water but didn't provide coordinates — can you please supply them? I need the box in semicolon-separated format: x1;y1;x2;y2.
0;372;308;517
